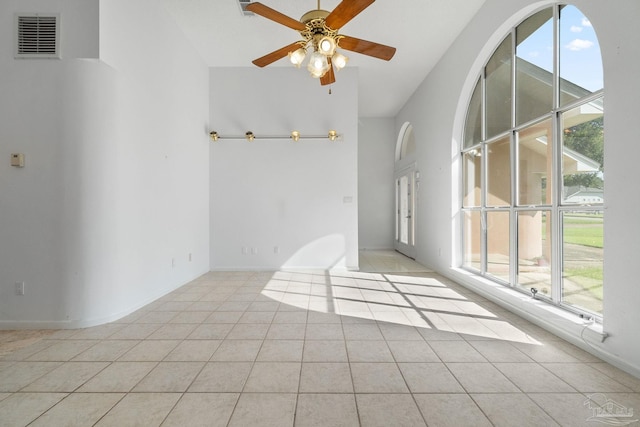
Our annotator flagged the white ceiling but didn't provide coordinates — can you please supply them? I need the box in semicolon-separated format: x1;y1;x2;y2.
161;0;485;117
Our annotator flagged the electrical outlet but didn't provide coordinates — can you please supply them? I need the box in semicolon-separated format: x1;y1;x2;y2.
15;282;25;296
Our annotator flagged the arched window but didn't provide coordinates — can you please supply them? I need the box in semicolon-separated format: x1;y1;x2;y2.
461;5;604;317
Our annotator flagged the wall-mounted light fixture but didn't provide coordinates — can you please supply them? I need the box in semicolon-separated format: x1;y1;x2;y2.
209;130;341;142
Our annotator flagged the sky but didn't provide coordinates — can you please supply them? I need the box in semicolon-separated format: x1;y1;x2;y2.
517;5;603;92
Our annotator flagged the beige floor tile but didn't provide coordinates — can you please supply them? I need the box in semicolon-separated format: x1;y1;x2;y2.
0;361;62;392
302;340;348;362
228;393;297;427
95;392;181;426
108;323;161;340
72;340;138;361
342;323;384;340
295;394;359;427
447;362;520;393
378;323;424;341
26;340;97;361
244;362;301;392
188;323;234;339
132;361;204;392
211;339;262;361
238;311;276;324
216;301;251;312
77;361;157;392
69;324;124;340
428;340;487;362
306;311;342;324
257;340;304;362
22;361;109;392
273;311;308;324
30;392;124;426
416;325;463;341
0;339;56;361
185;301;221;312
155;301;194;312
0;392;67;426
247;301;281;312
226;323;270;340
494;362;577;392
468;340;534;362
299;362;353;393
543;363;633;392
356;394;426;427
588;363;640;392
528;393;597;427
350;363;409;393
346;340;394;362
203;311;244;323
511;342;581;363
162;393;239;427
305;324;344;340
398;363;465;393
189;362;253;392
147;324;198;340
414;394;492;427
136;311;179;324
164;339;221;361
267;323;307;340
386;340;440;362
0;393;9;402
118;340;180;361
472;393;560;426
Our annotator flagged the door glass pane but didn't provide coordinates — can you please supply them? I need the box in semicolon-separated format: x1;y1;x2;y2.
486;135;511;207
464;78;482;148
487;211;510;282
463;210;481;271
399;175;409;244
517;119;553;205
486;35;512;138
562;210;603;314
517;210;552;297
395;179;399;241
516;8;553;125
559;5;603;106
463;149;482;207
561;98;604;205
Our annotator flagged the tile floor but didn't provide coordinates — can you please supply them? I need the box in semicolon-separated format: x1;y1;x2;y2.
1;251;639;426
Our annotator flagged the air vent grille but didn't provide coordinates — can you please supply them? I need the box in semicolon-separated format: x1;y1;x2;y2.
238;0;254;16
15;14;59;58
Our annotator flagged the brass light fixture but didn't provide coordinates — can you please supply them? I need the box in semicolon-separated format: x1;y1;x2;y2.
247;0;396;86
209;130;340;142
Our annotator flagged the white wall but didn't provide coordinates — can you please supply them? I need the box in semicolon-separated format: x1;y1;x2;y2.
210;67;359;270
358;118;395;250
0;0;210;328
396;0;640;376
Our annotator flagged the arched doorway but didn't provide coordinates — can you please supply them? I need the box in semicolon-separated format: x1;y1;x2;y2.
394;122;417;259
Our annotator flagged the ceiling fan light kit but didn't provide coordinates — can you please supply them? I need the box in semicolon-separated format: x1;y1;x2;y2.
209;130;340;142
247;0;396;85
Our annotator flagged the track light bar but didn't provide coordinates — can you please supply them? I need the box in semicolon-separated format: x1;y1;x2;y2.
209;130;340;142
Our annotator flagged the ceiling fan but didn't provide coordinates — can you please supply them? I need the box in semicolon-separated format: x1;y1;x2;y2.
246;0;396;85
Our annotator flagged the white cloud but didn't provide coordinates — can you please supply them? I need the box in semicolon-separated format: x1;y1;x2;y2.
565;38;594;51
570;25;583;33
581;17;592;27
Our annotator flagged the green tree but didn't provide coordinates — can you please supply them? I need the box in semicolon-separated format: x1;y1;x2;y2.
563;116;604;189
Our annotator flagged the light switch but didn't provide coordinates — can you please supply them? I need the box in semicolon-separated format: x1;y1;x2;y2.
11;153;25;167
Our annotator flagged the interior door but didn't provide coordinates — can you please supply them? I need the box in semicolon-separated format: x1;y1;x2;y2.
394;166;416;259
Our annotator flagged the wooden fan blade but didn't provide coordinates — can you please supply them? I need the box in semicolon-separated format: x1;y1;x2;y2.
252;42;302;67
320;59;336;86
339;35;396;60
246;2;306;31
325;0;375;30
